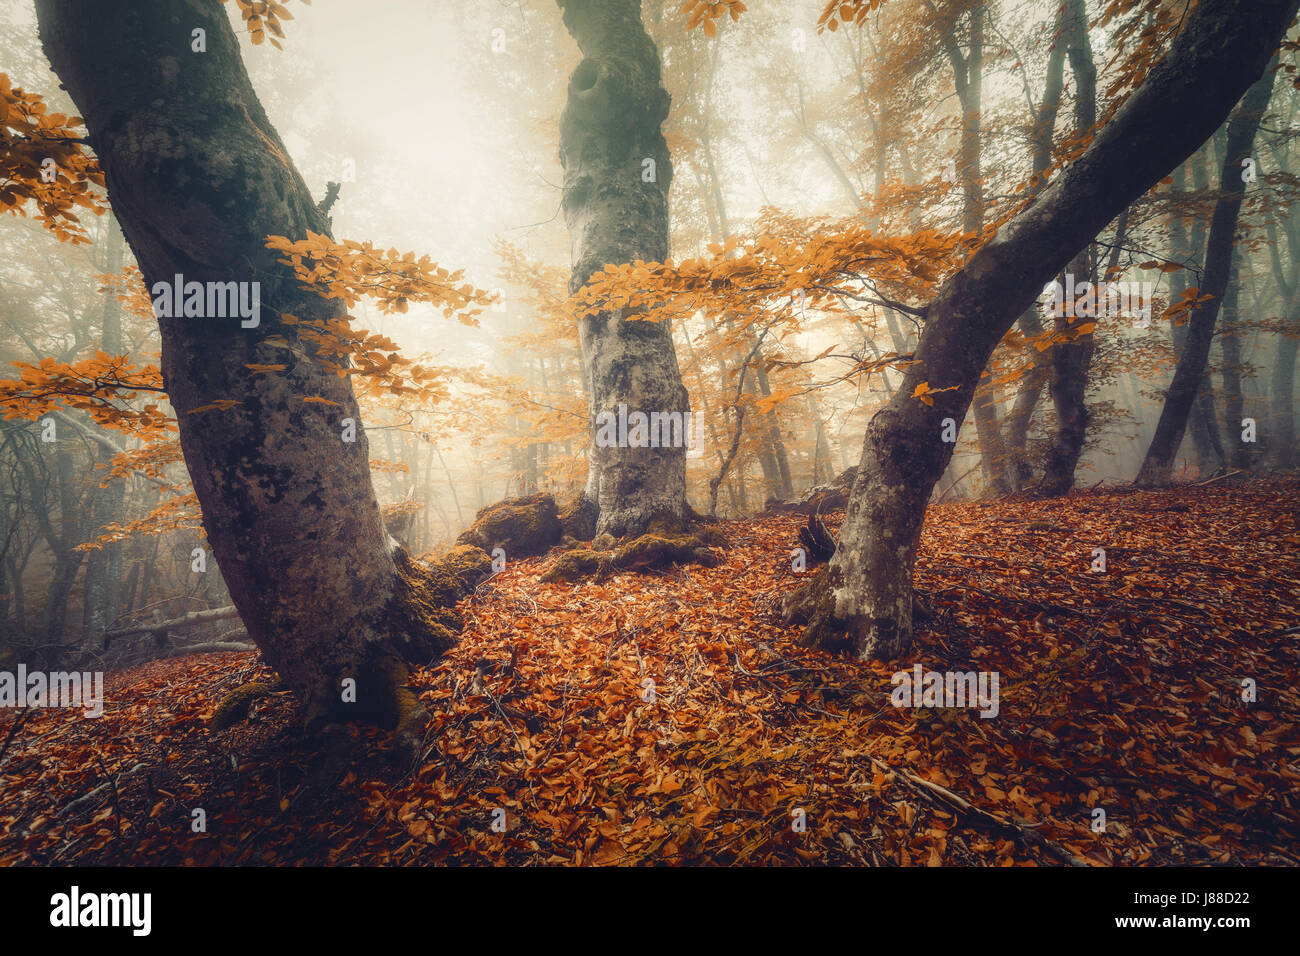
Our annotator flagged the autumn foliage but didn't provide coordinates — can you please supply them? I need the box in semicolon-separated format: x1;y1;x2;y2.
2;479;1296;866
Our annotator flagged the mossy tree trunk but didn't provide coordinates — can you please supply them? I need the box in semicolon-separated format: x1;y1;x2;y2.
557;0;690;538
1264;216;1300;470
38;0;454;732
788;0;1296;660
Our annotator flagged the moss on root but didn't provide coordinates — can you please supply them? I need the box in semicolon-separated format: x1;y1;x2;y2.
542;530;719;583
209;676;284;730
431;544;495;592
691;524;727;548
614;532;717;569
456;493;562;557
540;549;612;583
558;496;599;541
388;548;463;663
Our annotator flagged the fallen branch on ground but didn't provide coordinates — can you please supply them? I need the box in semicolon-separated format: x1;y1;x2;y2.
106;606;239;640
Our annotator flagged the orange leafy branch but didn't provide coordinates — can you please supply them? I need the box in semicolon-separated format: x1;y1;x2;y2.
0;73;106;243
681;1;747;35
221;0;308;50
77;493;202;551
265;232;493;321
911;381;958;406
0;353;172;440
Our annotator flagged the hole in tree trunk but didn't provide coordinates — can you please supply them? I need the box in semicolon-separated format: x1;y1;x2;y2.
572;60;599;92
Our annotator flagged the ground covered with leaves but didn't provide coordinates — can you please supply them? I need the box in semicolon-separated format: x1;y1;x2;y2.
2;478;1298;866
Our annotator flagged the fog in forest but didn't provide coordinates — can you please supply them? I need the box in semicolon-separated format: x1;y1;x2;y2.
4;0;1298;665
0;0;1298;879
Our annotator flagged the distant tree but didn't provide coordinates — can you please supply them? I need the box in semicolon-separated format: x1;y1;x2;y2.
1137;62;1278;485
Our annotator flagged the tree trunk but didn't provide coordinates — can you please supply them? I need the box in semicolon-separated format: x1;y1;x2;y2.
946;1;1011;496
38;0;455;732
1004;5;1068;490
1218;261;1251;468
1039;0;1100;497
1183;150;1227;474
83;219;128;646
785;0;1296;659
557;0;690;538
1269;318;1299;468
1136;63;1276;485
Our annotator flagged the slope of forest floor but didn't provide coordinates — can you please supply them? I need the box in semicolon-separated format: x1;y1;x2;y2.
2;477;1298;866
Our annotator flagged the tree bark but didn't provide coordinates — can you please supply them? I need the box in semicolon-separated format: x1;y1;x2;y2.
1262;216;1300;469
1136;62;1276;485
1269;317;1299;468
1183;150;1228;474
1004;5;1068;489
1218;260;1252;468
786;0;1296;659
557;0;690;538
943;1;1012;496
82;218;126;646
1038;0;1100;497
38;0;456;732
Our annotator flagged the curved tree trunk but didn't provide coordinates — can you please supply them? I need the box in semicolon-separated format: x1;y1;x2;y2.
38;0;455;733
1136;62;1276;485
558;0;690;538
786;0;1297;660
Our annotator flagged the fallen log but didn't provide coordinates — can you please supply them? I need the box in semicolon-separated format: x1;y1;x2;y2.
106;606;239;641
164;641;256;657
762;466;857;515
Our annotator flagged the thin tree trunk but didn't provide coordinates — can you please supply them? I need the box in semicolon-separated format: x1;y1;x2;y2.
1219;260;1252;468
944;1;1011;495
1039;0;1101;496
1183;150;1226;474
82;219;127;646
1004;5;1068;489
1137;62;1276;485
1269;317;1299;468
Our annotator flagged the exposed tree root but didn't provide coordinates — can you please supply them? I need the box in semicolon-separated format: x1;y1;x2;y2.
456;493;562;557
541;522;726;584
208;676;285;730
780;565;932;659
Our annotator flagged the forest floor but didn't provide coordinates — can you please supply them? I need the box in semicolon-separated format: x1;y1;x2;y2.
2;477;1298;866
